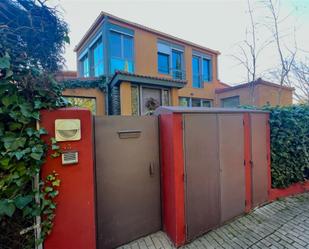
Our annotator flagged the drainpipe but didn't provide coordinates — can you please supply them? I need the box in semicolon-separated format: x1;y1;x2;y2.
105;77;109;115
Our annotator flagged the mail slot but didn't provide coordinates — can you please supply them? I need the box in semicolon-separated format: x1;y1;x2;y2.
117;130;141;139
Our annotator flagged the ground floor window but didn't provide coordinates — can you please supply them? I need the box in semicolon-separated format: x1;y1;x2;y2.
131;85;170;115
179;97;212;107
220;96;240;108
65;96;97;114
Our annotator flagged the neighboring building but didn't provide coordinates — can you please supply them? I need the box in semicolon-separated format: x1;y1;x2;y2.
63;11;293;115
215;78;294;107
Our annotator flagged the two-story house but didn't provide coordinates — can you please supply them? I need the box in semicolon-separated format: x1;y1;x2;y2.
61;11;293;115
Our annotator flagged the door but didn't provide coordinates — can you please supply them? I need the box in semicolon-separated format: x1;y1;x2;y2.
141;87;161;115
95;116;161;249
183;114;220;241
250;113;268;207
218;114;245;223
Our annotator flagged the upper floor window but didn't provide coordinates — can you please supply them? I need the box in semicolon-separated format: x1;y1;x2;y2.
81;55;89;77
202;58;211;82
172;50;183;80
110;31;134;73
158;52;169;74
192;56;201;88
192;52;212;88
92;39;104;77
157;40;185;80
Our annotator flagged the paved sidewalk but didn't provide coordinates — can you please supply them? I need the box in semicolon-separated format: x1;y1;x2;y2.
118;193;309;249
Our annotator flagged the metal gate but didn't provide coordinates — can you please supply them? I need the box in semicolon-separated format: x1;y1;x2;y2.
183;113;245;241
184;114;220;241
250;113;268;207
94;116;161;249
218;114;245;223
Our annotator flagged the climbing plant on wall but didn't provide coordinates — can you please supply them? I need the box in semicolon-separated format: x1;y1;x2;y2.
0;1;69;248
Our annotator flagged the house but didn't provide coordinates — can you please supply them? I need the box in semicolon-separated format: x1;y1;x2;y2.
62;11;293;115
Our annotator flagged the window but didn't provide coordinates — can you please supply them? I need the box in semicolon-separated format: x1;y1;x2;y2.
92;39;104;76
158;52;169;74
192;52;212;87
179;97;212;107
130;85;170;115
162;89;170;106
221;96;240;108
192;56;201;88
110;31;134;73
202;58;211;82
179;97;190;107
131;85;139;116
157;40;185;79
66;97;96;114
81;56;89;77
172;50;183;80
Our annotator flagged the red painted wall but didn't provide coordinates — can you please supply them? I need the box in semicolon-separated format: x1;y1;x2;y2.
40;108;96;249
159;114;185;246
243;113;252;212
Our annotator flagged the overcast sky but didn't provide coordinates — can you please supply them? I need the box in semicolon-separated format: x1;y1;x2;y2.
52;0;309;85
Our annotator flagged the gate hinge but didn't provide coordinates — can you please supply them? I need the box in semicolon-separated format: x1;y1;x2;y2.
244;160;246;166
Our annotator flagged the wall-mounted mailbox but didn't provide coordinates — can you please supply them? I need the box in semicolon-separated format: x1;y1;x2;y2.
55;119;81;142
61;151;79;165
117;130;141;139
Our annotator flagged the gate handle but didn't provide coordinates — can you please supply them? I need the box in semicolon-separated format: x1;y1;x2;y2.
149;162;154;176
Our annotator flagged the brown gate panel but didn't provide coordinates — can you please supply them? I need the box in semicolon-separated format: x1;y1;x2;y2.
250;113;268;207
95;116;161;249
183;114;220;241
218;114;245;223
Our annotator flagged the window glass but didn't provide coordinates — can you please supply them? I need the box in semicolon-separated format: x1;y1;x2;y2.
158;52;169;74
81;56;89;77
110;32;134;73
221;96;240;108
123;35;134;59
192;56;201;88
66;97;96;114
131;85;139;116
201;100;212;107
93;40;104;76
162;90;170;106
111;58;133;73
179;97;190;107
172;50;183;79
192;98;202;107
203;58;211;82
110;32;122;58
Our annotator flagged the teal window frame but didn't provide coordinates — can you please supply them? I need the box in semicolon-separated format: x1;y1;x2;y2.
81;55;89;77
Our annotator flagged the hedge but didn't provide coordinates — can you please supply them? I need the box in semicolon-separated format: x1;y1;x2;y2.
267;105;309;188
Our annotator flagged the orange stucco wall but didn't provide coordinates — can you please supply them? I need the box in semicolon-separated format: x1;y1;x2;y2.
215;85;293;107
63;88;105;115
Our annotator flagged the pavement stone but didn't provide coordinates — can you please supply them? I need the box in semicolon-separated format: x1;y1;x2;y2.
117;193;309;249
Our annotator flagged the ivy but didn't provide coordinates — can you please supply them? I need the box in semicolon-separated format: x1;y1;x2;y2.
267;105;309;188
61;77;107;92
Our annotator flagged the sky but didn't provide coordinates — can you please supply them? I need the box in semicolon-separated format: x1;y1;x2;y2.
51;0;309;85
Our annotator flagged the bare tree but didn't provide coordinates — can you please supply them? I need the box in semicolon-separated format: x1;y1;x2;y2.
231;0;271;104
263;0;298;104
290;59;309;103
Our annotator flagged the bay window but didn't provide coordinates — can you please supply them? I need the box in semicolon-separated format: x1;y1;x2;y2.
92;39;104;76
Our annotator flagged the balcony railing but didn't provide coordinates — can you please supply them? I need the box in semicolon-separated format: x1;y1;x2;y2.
171;68;186;80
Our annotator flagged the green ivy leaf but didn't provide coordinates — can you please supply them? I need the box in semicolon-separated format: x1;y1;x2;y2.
0;200;16;217
30;152;43;161
14;195;33;209
52;179;60;187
